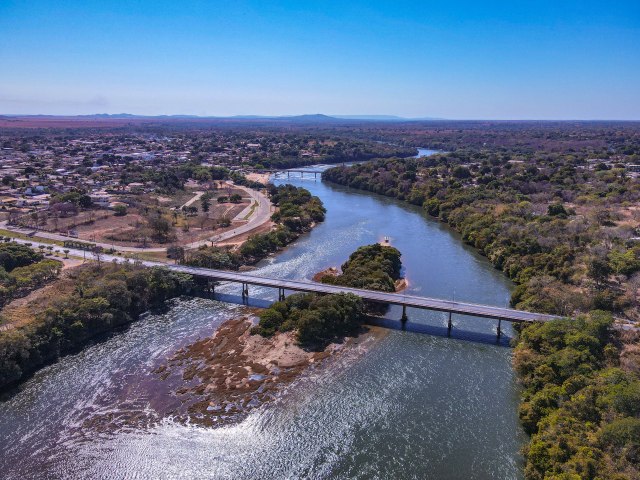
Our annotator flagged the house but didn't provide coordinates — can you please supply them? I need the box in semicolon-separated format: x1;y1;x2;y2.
89;191;112;206
126;182;145;193
0;196;17;207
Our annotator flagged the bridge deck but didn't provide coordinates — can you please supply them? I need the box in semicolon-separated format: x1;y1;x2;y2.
162;264;560;323
270;169;323;174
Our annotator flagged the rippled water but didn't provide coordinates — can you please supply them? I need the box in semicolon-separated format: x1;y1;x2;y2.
0;168;527;479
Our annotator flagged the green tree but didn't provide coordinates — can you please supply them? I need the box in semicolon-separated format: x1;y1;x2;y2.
200;193;212;213
113;204;128;216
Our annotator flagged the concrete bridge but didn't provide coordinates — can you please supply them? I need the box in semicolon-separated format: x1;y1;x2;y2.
163;264;561;337
270;169;324;179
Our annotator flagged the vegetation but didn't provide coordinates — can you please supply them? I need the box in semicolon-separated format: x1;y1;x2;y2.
0;242;62;309
0;262;193;391
324;154;640;318
515;312;639;479
0;242;43;271
113;204;128;216
321;243;402;292
252;293;366;349
50;190;92;208
4;120;640;476
185;184;326;268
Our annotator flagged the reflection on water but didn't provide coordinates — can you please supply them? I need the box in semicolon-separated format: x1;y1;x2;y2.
0;170;526;479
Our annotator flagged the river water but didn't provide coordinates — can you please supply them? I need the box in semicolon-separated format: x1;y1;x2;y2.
0;160;527;479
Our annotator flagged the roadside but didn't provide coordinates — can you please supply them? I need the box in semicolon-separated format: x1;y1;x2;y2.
0;183;274;254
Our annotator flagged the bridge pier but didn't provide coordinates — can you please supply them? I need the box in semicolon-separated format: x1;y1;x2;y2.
278;287;286;301
447;312;453;335
401;305;408;323
497;319;502;339
241;282;249;300
287;171;290;179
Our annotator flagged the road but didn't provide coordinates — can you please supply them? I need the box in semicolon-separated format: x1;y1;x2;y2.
178;190;205;209
184;183;273;249
160;264;561;323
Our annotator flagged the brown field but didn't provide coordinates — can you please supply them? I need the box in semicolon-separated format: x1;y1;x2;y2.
30;187;252;248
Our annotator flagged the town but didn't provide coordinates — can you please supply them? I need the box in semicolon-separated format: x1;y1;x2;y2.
0;126;413;258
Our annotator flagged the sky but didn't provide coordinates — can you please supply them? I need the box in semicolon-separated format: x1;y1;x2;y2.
0;0;639;119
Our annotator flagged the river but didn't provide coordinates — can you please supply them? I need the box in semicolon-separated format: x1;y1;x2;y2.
0;160;527;479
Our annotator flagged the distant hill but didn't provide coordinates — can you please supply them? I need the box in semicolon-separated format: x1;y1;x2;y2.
333;115;405;120
2;113;441;122
0;113;446;128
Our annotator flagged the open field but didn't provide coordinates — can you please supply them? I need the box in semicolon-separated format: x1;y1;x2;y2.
17;188;253;249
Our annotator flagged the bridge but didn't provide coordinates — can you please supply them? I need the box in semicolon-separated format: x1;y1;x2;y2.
158;263;561;337
270;169;324;178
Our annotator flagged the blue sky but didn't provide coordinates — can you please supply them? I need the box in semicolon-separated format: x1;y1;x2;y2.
1;0;638;119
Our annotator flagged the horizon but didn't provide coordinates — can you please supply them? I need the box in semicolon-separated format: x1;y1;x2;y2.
2;113;640;122
1;1;639;120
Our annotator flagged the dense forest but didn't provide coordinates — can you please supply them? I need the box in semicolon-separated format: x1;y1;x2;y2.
251;292;366;349
0;259;193;391
515;312;639;479
184;184;326;268
253;244;403;347
323;148;640;479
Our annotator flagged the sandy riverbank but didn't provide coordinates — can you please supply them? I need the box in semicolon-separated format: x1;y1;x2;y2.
245;172;271;184
154;314;386;426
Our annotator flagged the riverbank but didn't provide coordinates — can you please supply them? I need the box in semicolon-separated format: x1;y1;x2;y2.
184;184;326;270
0;262;194;392
154;314;385;427
0;163;525;479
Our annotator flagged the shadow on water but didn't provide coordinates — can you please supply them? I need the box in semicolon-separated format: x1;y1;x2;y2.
193;290;513;347
366;316;513;347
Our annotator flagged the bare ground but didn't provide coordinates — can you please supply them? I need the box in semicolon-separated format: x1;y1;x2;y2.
154;315;385;426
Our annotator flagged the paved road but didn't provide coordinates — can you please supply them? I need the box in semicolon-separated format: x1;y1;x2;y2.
186;183;273;248
179;190;205;209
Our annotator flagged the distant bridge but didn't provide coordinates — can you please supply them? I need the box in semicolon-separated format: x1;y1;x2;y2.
160;263;561;337
270;169;324;178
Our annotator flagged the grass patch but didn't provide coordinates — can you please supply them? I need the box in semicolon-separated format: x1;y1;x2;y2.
243;201;258;220
0;229;64;246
